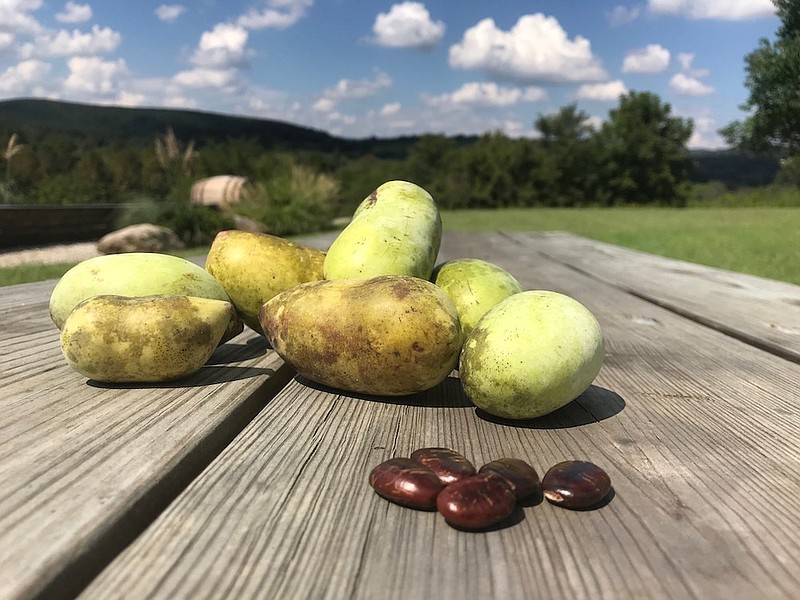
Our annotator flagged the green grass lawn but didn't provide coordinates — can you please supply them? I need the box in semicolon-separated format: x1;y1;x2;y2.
441;207;800;285
2;207;798;287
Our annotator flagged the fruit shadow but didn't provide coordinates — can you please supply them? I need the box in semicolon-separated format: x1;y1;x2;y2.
206;334;269;365
475;385;626;429
294;374;474;408
87;365;281;389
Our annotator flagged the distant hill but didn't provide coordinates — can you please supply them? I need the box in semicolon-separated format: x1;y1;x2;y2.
0;97;780;188
0;97;422;159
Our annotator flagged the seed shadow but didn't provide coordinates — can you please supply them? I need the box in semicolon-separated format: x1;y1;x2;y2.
87;365;278;389
206;335;269;365
444;504;526;533
294;374;473;408
475;385;625;429
545;487;616;511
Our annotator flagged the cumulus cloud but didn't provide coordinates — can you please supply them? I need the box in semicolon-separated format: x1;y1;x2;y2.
676;52;709;76
607;5;642;26
670;72;713;95
315;70;392;110
237;0;313;30
155;4;186;23
681;107;725;148
173;67;240;90
64;56;129;95
0;58;51;92
426;82;547;108
115;90;146;106
575;80;628;101
0;0;45;35
370;2;445;50
190;23;249;69
56;2;92;24
648;0;775;20
380;102;401;116
449;14;607;83
0;32;14;50
20;25;121;58
622;44;670;73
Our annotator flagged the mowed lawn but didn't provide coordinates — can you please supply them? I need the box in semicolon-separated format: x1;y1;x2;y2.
441;207;800;285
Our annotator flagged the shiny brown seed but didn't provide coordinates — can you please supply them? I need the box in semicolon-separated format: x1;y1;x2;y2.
369;457;444;510
410;447;477;485
436;473;516;530
479;458;541;500
541;460;612;509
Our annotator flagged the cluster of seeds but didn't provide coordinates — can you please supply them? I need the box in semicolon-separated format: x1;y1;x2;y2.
369;448;612;530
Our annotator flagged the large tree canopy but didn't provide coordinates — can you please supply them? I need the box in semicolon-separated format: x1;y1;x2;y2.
721;0;800;154
600;91;694;205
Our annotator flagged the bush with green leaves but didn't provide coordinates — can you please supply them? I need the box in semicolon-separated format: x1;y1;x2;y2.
116;196;234;247
238;163;338;236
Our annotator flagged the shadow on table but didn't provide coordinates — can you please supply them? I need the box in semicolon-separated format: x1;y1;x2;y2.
87;365;282;389
206;335;270;364
295;374;474;408
475;385;625;429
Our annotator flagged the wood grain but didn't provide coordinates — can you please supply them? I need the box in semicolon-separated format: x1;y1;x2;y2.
0;299;291;599
79;232;800;600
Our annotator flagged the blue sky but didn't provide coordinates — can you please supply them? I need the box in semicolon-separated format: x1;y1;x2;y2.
0;0;781;148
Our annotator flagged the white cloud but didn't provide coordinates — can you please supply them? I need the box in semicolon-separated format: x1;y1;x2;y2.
677;107;725;148
20;25;121;58
318;70;392;104
312;97;335;112
449;14;607;83
190;23;249;69
676;52;710;76
56;2;92;24
0;58;51;92
370;2;445;50
237;0;312;30
173;67;239;89
670;72;714;95
0;0;44;35
607;5;642;25
648;0;775;20
622;44;670;73
64;56;129;95
155;4;186;23
380;102;401;116
115;90;146;106
575;80;629;101
0;32;14;50
426;82;547;108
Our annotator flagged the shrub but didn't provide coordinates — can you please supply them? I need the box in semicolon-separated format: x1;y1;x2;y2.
116;195;234;246
238;164;338;236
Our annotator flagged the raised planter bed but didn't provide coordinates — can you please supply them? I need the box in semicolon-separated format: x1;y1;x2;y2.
0;204;129;249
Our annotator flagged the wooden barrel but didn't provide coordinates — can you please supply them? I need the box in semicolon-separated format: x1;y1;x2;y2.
190;176;248;209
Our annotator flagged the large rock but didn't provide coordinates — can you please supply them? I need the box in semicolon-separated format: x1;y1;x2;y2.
97;224;185;254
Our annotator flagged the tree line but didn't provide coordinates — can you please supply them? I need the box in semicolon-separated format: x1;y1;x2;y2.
1;91;698;214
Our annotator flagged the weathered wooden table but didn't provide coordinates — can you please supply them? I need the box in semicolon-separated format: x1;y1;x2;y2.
2;231;799;599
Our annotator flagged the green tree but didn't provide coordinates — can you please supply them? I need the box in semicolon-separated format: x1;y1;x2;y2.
600;91;694;205
721;0;800;154
534;104;604;205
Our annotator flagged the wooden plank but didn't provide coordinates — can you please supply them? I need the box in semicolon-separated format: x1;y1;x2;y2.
0;283;294;598
508;231;800;363
81;231;800;600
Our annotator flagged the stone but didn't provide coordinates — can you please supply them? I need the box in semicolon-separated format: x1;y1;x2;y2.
97;224;185;254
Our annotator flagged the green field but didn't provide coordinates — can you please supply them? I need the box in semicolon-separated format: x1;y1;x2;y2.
1;207;798;287
442;207;800;285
